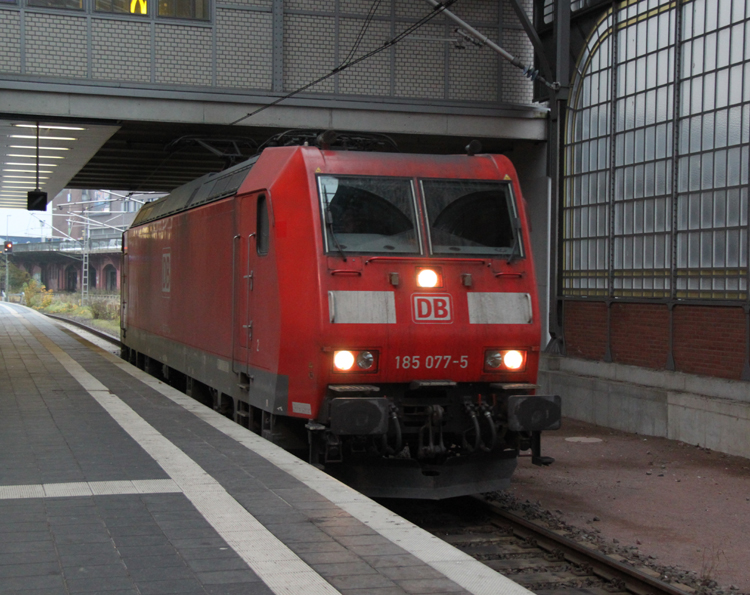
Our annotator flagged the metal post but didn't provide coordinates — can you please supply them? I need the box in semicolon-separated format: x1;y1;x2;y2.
81;211;90;304
545;0;571;354
4;215;9;301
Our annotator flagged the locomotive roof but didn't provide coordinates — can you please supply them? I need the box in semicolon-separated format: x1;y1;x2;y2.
130;155;259;228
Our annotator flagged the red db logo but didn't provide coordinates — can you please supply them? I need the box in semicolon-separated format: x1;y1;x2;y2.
412;294;453;323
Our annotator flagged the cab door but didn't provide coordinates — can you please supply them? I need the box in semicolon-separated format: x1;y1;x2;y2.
234;192;271;371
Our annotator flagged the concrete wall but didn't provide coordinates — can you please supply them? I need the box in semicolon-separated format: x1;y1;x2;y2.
540;354;750;459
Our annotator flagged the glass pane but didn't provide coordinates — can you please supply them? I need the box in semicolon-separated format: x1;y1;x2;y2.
319;176;419;255
421;180;520;257
96;0;147;13
28;0;82;7
158;0;209;19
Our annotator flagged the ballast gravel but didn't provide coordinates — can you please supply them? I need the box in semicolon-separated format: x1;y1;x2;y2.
494;418;750;595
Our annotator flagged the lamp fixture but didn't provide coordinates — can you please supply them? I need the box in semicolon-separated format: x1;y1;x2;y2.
27;121;48;211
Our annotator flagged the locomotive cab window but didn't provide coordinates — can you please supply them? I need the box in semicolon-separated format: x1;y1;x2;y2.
318;175;419;255
421;180;522;258
257;194;269;256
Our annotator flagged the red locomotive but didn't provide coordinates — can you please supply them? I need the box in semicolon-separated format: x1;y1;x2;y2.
121;135;560;498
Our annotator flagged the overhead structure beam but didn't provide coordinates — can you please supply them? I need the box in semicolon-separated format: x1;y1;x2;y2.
423;0;560;91
507;0;556;95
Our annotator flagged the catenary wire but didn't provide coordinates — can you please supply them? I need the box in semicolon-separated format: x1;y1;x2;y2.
340;0;383;68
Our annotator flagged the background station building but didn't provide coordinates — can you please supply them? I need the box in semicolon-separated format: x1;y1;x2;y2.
1;0;750;461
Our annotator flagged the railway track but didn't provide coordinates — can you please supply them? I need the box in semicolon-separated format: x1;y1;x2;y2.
382;495;699;595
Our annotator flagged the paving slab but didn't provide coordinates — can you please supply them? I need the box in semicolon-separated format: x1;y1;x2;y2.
0;304;530;595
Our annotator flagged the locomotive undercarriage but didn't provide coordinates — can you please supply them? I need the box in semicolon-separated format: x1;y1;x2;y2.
122;344;560;499
310;384;560;499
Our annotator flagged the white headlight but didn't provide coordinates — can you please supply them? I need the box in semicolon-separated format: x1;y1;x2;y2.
417;269;439;288
503;350;524;370
333;351;355;371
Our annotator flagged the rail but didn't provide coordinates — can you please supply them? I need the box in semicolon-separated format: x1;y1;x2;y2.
45;313;121;346
384;495;700;595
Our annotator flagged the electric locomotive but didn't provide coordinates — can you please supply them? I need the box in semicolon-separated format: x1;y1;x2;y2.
121;137;560;499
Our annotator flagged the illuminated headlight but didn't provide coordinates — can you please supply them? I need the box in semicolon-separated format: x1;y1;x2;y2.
416;267;442;288
333;350;379;373
484;349;527;372
333;350;355;371
503;350;524;370
357;351;374;370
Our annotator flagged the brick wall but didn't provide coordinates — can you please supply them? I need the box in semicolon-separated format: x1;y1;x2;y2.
564;301;608;360
283;14;336;94
0;11;20;74
26;13;87;78
673;305;747;380
155;24;212;86
449;25;498;102
92;20;151;83
338;17;391;96
610;303;669;368
394;22;445;99
564;301;748;381
216;9;273;90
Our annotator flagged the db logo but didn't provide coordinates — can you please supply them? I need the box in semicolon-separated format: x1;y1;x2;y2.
412;294;453;323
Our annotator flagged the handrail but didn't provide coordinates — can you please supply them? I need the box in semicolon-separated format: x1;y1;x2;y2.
365;256;487;265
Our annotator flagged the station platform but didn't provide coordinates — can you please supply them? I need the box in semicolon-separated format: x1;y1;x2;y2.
0;303;530;595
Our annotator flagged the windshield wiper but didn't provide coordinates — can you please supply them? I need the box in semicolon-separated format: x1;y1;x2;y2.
325;207;347;262
506;216;522;264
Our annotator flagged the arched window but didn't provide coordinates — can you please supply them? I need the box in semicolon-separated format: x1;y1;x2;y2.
563;0;749;300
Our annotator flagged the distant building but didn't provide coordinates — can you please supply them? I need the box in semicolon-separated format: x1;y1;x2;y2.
11;189;155;292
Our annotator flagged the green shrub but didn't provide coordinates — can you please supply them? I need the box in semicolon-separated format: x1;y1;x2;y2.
88;297;119;320
22;279;51;308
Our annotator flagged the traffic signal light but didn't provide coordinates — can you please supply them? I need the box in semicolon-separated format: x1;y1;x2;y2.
3;240;12;254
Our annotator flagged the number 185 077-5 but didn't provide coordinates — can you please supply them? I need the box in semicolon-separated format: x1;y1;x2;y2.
395;355;468;369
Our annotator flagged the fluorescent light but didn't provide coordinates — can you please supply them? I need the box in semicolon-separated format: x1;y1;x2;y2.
4;170;54;174
10;135;77;141
8;154;64;159
10;145;70;150
13;123;86;131
6;162;58;167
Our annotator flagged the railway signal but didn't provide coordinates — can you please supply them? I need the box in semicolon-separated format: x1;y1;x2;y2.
3;240;12;253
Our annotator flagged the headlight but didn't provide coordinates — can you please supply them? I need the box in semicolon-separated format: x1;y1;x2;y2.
416;267;443;288
503;350;524;370
485;350;503;369
333;350;355;371
484;349;527;372
357;351;374;370
332;349;379;373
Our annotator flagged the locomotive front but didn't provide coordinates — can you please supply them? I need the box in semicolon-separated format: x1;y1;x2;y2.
299;150;561;499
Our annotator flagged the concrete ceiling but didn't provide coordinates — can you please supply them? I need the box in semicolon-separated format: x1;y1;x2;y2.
0;118;120;209
0;117;523;208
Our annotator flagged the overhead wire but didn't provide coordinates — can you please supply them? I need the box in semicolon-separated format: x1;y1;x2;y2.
340;0;383;67
230;0;459;126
